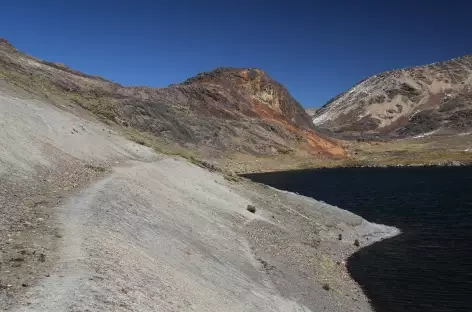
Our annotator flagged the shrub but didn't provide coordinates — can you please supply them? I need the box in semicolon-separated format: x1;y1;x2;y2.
246;205;256;213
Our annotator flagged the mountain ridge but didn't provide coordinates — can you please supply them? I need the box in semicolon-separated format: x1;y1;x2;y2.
0;38;344;171
313;54;472;138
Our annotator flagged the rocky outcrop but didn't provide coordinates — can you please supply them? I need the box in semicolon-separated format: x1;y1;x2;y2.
313;55;472;138
0;38;343;159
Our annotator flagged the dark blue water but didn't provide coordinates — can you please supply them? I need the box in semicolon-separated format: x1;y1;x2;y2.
244;167;472;312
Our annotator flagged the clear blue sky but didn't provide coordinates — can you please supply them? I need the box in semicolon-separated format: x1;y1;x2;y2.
1;0;471;107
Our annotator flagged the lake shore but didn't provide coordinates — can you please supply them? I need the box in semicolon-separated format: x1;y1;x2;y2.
229;178;401;312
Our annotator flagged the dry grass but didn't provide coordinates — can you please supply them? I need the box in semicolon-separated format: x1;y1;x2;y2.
120;126;210;167
0;66;212;169
0;67;117;120
223;134;472;173
342;135;472;166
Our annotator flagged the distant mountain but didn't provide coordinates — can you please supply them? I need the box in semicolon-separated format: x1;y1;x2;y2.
313;55;472;138
305;108;318;117
0;39;344;164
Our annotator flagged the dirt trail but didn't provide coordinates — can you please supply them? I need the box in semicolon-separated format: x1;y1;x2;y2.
11;159;314;312
0;84;156;309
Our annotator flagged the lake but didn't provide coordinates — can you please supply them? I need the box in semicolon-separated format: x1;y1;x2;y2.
244;166;472;312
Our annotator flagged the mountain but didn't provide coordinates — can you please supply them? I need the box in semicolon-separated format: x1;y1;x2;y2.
0;39;343;171
313;55;472;138
305;107;318;117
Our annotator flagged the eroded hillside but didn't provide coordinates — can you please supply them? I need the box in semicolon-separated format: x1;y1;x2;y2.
0;39;343;171
313;55;472;138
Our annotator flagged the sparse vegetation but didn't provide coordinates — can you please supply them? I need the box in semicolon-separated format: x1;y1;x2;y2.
69;94;117;120
121;126;207;166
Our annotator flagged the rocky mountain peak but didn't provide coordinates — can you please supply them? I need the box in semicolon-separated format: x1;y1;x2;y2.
181;67;314;129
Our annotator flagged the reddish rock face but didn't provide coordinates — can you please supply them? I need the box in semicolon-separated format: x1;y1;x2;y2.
180;67;314;129
0;38;344;158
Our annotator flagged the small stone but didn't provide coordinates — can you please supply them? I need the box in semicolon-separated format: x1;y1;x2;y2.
322;283;330;291
354;239;360;247
21;283;28;287
246;205;256;214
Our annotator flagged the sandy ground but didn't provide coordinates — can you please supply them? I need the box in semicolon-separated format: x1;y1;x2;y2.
0;82;399;311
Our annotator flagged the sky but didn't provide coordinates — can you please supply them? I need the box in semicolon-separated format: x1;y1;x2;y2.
1;0;472;107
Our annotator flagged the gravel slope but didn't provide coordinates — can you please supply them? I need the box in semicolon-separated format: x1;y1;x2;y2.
11;159;311;312
0;84;399;311
0;83;156;309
